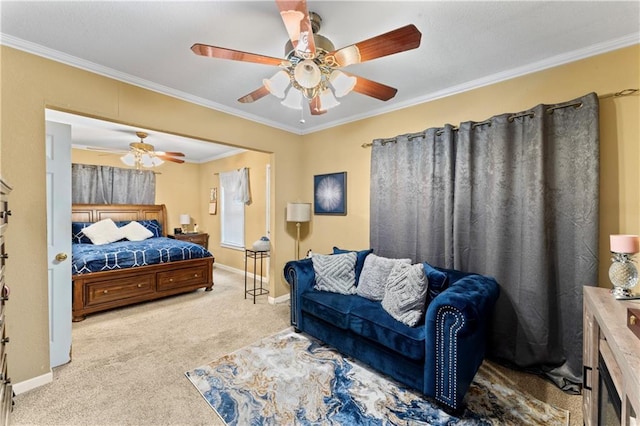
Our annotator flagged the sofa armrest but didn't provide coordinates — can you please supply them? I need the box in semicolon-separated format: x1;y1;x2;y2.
284;258;316;328
424;273;500;410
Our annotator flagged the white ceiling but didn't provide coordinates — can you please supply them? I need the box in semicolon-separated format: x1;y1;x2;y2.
1;1;639;157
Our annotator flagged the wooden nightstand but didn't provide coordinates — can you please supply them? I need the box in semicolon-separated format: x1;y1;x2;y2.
169;233;209;250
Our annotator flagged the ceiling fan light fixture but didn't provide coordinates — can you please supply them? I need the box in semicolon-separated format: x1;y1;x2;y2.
140;153;155;168
293;59;321;89
280;10;304;44
330;70;357;98
263;70;291;99
281;87;303;110
121;152;136;167
319;88;340;110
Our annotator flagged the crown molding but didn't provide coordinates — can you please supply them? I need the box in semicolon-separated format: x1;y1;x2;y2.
2;32;638;136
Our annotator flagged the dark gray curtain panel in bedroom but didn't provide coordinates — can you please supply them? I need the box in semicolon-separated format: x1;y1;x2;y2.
369;92;599;393
72;164;156;205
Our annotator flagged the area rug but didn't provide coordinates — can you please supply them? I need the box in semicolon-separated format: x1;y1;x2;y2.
186;329;569;425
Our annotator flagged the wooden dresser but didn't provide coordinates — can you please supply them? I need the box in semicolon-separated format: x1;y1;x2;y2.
169;233;209;250
583;286;640;426
0;178;13;424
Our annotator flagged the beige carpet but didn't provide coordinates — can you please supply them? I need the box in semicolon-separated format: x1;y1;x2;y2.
13;268;582;425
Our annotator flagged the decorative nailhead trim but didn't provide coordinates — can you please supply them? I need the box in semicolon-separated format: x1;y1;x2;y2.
435;305;465;409
284;265;298;327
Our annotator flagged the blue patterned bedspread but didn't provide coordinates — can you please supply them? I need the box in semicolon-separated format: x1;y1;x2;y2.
72;237;213;275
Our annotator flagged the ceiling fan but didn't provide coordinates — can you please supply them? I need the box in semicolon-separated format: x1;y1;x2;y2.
120;132;185;168
190;0;422;116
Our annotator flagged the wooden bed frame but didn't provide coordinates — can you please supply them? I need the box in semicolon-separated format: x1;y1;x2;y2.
71;204;214;322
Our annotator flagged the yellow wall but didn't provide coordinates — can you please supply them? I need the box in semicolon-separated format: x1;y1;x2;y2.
302;45;640;290
198;151;271;273
1;46;304;384
1;42;638;387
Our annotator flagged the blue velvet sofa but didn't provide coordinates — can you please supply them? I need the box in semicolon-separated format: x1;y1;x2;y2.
284;257;500;411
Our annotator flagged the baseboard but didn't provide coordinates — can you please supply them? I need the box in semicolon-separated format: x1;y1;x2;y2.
214;263;268;281
269;292;290;305
13;370;53;395
215;263;288;305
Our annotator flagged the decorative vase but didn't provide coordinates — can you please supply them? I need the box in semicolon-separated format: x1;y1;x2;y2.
252;236;270;252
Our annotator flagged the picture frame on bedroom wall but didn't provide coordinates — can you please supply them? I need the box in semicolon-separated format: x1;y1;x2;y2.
314;172;347;216
209;187;217;215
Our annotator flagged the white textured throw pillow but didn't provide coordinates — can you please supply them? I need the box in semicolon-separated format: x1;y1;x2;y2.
381;263;429;327
82;218;124;245
312;252;357;295
356;254;412;301
120;221;154;241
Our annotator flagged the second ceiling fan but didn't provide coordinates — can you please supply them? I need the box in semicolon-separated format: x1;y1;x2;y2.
191;0;422;116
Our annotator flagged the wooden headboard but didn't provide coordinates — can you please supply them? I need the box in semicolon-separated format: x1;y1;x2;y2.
71;204;168;236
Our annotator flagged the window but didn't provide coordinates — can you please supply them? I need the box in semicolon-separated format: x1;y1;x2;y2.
220;186;245;249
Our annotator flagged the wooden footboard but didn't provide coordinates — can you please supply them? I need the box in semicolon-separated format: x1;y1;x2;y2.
72;257;214;321
71;203;214;321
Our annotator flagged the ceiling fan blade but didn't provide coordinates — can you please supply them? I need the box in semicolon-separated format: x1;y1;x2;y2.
325;24;421;68
156;154;185;164
191;43;288;67
342;71;398;101
276;0;316;58
309;96;326;115
157;151;185;157
238;85;271;103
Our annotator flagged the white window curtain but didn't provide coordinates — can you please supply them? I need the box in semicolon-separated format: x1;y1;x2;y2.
219;168;250;248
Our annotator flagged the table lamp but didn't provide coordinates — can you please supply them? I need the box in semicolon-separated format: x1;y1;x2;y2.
180;214;190;234
286;202;311;260
609;234;640;299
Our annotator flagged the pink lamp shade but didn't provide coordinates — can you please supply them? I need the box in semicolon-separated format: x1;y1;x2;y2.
610;234;640;254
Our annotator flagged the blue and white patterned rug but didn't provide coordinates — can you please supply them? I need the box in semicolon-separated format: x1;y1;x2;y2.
185;329;568;425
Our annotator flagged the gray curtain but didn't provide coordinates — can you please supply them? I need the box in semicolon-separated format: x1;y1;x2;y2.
369;93;599;391
72;164;156;204
370;126;456;267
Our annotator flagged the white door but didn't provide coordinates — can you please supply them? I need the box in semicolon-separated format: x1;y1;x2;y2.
46;121;72;367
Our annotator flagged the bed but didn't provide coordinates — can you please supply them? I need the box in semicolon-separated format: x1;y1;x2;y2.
71;204;214;321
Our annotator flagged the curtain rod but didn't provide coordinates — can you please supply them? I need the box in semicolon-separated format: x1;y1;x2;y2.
213;167;249;176
361;88;638;148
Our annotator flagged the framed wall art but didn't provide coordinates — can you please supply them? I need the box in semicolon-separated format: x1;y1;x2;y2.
209;187;217;215
314;172;347;215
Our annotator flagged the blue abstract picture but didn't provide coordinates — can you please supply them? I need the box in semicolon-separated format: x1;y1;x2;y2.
314;172;346;215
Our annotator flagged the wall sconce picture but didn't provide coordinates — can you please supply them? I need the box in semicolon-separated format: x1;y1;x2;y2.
209;187;217;215
314;172;347;215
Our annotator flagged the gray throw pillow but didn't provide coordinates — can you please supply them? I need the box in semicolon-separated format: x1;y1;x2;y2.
312;252;357;295
381;263;429;327
356;254;411;301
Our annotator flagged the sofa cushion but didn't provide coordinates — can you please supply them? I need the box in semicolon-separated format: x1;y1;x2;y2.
349;301;426;361
356;254;412;301
332;247;373;285
423;261;450;304
381;263;429;327
312;252;357;295
300;290;358;330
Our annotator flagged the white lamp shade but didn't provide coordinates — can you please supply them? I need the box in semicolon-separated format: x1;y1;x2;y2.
330;70;357;98
263;70;290;99
287;203;311;223
179;214;191;225
121;153;136;167
319;89;340;110
293;59;321;89
151;156;164;166
281;87;303;110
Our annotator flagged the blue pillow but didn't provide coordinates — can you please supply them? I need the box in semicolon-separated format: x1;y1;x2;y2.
71;222;94;244
332;247;373;285
116;220;163;238
422;261;449;304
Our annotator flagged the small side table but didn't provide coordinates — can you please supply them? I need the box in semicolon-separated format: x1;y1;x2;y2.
245;249;269;304
168;233;209;250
